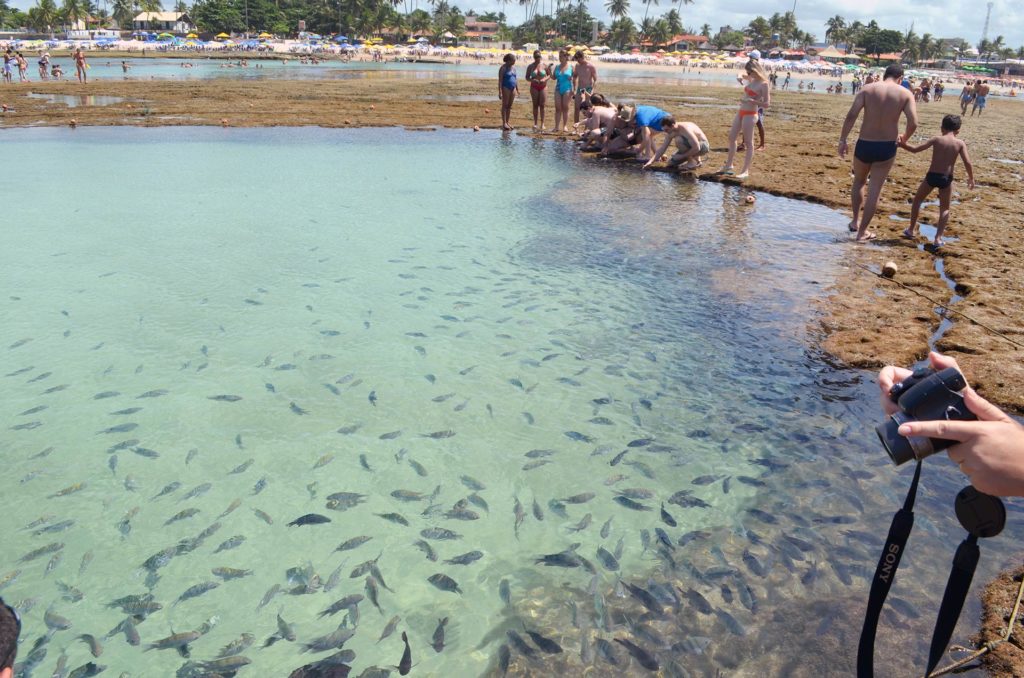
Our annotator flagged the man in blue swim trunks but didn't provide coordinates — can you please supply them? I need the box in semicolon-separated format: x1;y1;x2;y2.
971;80;990;117
838;63;918;241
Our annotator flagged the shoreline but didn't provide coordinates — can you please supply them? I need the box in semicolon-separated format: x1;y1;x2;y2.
1;75;1021;416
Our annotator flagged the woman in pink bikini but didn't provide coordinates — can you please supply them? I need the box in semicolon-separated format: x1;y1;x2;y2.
719;59;770;180
525;50;549;132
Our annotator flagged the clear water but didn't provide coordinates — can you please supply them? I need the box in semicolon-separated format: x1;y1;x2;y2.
25;93;126;107
1;127;1019;677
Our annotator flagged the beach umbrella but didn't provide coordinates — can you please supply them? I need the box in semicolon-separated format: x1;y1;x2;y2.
216;32;230;39
258;32;273;38
186;32;198;38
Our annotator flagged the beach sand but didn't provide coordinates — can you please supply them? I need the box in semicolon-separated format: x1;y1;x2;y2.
1;71;1021;415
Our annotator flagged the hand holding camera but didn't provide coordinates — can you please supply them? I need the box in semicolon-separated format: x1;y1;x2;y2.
878;352;1024;497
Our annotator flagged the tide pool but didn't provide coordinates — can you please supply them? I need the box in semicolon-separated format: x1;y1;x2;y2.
1;127;1017;677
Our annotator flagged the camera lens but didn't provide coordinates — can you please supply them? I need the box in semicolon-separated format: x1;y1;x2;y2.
877;419;916;465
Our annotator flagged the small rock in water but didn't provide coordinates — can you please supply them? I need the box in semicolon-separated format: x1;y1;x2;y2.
882;261;898;278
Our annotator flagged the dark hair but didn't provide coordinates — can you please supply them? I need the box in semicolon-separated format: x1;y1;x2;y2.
533;50;541;59
883;64;904;81
574;50;584;60
661;115;676;127
590;93;610;107
941;114;962;132
503;53;514;65
0;599;20;669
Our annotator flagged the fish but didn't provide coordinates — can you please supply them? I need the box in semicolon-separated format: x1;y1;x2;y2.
212;567;252;580
413;540;438;561
421;527;460;540
175;581;220;605
377;512;410;526
444;550;483;566
253;508;274;525
568;513;593;532
561;492;596;504
45;607;73;631
136;389;168;398
399;631;412;675
609;450;629;466
49;483;86;498
513;497;525;538
181;482;213;502
565;431;595;443
660;503;678;527
427;573;462;594
319;594;364;618
532;498;544;521
368;390;378;406
431;617;448;653
208;395;243;402
422;430;456;439
378;615;402;644
257;585;281;611
715;608;747;635
336;535;373;552
213;535;245;553
596;546;620;571
613;496;652;511
460;475;485;491
288;513;331;527
680;587;713;615
365;575;384;613
19;542;64;563
164;508;200;525
276;611;297;642
614;637;659;671
621;581;664;616
524;628;563;654
152;482;182;500
147;631;201;651
217;633;255;658
289;402;309;415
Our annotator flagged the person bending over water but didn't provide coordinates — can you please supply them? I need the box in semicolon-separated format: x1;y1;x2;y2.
899;114;974;247
525;50;549;132
644;119;710;171
497;53;519;131
577;95;617;150
718;59;770;180
551;50;574;133
838;63;917;241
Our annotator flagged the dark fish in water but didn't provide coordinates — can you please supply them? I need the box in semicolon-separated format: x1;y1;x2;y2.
565;431;595;443
506;630;537;658
613;496;651;511
621;581;663;616
93;391;120;400
499;579;511;606
524;628;563;654
164;508;200;525
660;503;677;527
680;587;713;615
181;482;213;501
98;422;138;434
399;631;412;675
368;391;377;406
379;430;403;440
568;513;592;532
596;546;620;571
408;459;428;477
421;527;460;541
610;450;629;466
133;447;159;459
444;550;483;566
337;424;361;435
427;573;462;594
715;608;746;635
289;402;309;416
288;513;331;527
532;498;544;521
513;497;525;538
667;491;711;509
747;508;778;524
615;638;659;671
336;535;372;552
413;540;437;562
302;626;356;653
377;512;410;526
691;475;722;486
175;581;220;605
217;633;254;658
460;475;485;491
137;389;168;398
152;482;181;500
319;595;364;618
736;475;766;487
627;438;654;448
431;617;448;653
212;567;252;580
561;492;596;504
213;535;245;553
422;430;456;439
522;459;550;471
208;395;243;402
77;634;103;657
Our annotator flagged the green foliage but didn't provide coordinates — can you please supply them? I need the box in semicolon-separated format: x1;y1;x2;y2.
860;25;903;61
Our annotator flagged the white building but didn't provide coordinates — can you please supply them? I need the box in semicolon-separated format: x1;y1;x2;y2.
133;12;195;34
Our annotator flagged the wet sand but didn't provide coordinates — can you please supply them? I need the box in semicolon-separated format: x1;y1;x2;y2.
3;74;1020;414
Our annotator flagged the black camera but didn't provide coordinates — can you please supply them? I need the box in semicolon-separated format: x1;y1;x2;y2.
876;367;977;465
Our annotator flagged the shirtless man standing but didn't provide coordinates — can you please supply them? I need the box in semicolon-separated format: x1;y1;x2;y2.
838;63;918;241
571;50;597;124
971;80;990;116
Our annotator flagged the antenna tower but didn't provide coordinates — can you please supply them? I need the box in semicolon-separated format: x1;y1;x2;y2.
981;1;993;42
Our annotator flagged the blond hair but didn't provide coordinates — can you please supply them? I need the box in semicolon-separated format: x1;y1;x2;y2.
746;59;768;82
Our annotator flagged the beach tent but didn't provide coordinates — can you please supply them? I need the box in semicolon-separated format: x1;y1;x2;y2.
216;32;230;38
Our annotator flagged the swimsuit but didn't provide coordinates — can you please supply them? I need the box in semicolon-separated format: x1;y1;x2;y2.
501;65;516;91
633;105;668;131
925;172;954;189
975;95;987;108
576;85;593;96
678;136;710;155
553;64;573;95
527;64;546;91
854;140;898;164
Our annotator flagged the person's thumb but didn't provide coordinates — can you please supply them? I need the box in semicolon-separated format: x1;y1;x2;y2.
928;351;963;374
963;387;1010;423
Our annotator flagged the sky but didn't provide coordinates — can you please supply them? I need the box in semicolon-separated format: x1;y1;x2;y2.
6;0;1023;48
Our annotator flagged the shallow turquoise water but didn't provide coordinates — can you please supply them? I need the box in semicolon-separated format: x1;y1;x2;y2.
1;127;1019;677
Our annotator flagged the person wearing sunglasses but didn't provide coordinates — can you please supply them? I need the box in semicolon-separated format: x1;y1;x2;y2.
0;597;21;677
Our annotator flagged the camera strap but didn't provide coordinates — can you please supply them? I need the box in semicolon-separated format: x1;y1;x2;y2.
857;460;922;678
924;486;1005;677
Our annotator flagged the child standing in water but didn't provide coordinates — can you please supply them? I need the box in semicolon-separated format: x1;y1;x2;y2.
497;53;519;131
899;114;975;247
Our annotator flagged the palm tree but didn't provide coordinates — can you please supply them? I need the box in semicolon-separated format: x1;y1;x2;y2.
604;0;627;20
139;0;162;11
608;16;634;49
638;16;652;44
1017;45;1024;59
639;0;656;26
699;22;709;38
824;15;844;46
918;33;935;62
174;0;187;12
61;0;87;30
662;8;680;34
110;0;133;27
650;17;669;47
845;20;864;53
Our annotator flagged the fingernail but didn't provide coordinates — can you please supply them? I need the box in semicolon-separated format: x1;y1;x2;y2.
898;424;912;435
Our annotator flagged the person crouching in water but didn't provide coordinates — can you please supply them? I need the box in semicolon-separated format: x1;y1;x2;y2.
577;94;617;150
719;58;770;180
599;105;640;157
644;119;710;172
497;53;519;131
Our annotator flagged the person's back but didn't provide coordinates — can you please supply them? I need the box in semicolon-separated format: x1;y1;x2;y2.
927;133;966;176
857;78;915;141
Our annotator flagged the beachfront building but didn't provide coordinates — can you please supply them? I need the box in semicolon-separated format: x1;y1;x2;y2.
463;20;499;47
132;12;195;35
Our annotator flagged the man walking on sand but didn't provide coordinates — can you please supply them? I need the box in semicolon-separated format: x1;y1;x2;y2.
838;63;917;241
